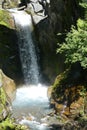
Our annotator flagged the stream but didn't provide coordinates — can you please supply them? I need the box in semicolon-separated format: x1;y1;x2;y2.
12;84;52;130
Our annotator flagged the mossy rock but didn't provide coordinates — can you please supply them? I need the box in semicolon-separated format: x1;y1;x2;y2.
0;118;28;130
0;10;13;28
50;65;87;119
0;70;28;129
0;69;16;121
0;87;9;121
52;64;85;98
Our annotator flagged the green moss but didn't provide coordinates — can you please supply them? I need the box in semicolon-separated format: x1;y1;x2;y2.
0;118;28;130
52;69;69;93
0;10;11;28
77;116;87;126
52;64;87;101
0;88;6;105
0;118;15;130
0;104;4;118
0;87;8;121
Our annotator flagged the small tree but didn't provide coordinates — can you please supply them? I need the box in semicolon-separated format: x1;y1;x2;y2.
57;18;87;68
57;1;87;69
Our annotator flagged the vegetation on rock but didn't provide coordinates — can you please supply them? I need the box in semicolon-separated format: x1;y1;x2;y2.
57;18;87;69
0;70;14;122
0;10;13;28
51;67;87;126
0;117;28;130
0;70;28;130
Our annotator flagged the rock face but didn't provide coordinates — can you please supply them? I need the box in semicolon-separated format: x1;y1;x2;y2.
0;9;23;84
0;69;28;130
0;69;16;101
33;0;82;83
0;69;16;121
49;67;87;120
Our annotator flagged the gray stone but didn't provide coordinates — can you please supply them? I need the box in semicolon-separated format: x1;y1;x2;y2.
32;14;47;24
26;2;46;24
31;2;43;13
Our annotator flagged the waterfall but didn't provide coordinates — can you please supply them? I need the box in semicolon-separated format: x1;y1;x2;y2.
10;10;52;130
12;10;39;85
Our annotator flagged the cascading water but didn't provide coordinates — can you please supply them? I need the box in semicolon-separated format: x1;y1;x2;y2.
12;10;39;85
10;10;54;130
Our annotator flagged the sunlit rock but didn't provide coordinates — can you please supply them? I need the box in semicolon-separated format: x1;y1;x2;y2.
0;69;16;121
1;70;16;101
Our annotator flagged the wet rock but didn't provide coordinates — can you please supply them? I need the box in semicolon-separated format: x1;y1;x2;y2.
49;124;63;130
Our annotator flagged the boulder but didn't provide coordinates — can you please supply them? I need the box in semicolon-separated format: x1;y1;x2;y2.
0;69;16;100
49;69;87;120
0;69;16;121
0;9;23;84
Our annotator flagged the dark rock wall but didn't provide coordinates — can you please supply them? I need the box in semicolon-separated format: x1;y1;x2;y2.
34;0;83;83
0;25;23;84
50;0;83;31
0;10;23;84
35;18;65;83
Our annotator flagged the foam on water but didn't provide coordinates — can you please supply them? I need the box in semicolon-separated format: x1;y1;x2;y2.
13;84;49;107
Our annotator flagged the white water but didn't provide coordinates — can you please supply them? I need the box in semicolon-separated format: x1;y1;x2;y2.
10;10;51;130
12;84;50;129
12;10;39;84
12;84;50;130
